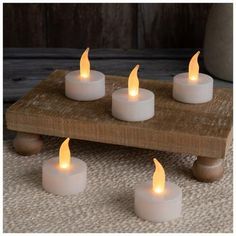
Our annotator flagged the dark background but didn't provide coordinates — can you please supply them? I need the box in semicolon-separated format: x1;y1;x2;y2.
4;3;212;49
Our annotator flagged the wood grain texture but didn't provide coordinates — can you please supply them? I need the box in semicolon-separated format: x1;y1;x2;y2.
3;58;189;101
6;70;233;159
3;4;46;47
138;3;212;48
3;48;232;102
4;48;196;59
45;3;137;48
4;3;213;48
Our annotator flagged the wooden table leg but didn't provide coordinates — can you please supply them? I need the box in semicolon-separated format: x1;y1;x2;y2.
13;132;43;156
192;156;224;182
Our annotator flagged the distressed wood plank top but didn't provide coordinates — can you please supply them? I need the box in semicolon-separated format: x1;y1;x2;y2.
4;48;233;140
6;70;232;158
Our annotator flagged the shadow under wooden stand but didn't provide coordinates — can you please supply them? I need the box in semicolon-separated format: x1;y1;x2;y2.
6;70;233;182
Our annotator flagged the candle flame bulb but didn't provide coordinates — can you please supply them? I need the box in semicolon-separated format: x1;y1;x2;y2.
59;138;71;169
188;51;200;81
80;48;90;79
128;64;139;97
152;158;165;194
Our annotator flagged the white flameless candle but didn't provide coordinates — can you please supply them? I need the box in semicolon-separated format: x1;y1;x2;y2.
42;138;87;195
173;51;213;104
135;159;182;222
112;65;155;122
65;48;105;101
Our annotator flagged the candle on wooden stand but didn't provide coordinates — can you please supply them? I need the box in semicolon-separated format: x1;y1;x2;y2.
65;48;105;101
135;158;182;222
42;138;87;195
173;51;213;104
112;65;155;122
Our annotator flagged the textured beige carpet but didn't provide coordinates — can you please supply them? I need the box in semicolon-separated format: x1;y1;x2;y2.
3;137;233;233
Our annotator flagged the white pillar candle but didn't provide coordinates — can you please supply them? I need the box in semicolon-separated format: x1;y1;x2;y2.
65;70;105;101
173;72;213;104
112;65;155;122
135;181;182;222
134;159;182;222
65;48;105;101
173;51;213;104
42;138;87;196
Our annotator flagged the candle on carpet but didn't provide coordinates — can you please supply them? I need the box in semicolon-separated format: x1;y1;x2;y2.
173;51;213;104
112;65;155;122
65;48;105;101
42;138;87;195
134;158;182;222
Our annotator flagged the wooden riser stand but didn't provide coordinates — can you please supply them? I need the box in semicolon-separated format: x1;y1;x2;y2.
6;70;233;182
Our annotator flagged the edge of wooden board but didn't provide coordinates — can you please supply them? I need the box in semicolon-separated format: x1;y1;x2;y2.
6;110;231;159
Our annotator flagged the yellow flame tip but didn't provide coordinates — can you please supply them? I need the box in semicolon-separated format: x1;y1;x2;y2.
152;158;165;194
59;137;71;169
188;51;200;81
128;65;140;97
80;48;90;79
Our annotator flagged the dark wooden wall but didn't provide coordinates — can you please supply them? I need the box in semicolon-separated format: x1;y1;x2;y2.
4;3;212;48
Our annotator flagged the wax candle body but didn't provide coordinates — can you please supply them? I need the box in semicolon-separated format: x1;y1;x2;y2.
135;181;182;222
42;157;87;195
173;72;213;104
65;70;105;101
112;88;155;122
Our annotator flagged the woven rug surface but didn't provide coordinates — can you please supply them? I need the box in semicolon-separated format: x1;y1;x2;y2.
3;137;233;233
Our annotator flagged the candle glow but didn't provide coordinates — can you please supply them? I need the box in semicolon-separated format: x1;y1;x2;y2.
188;51;200;81
65;47;105;101
112;63;154;122
59;138;71;169
128;65;139;97
80;48;90;79
43;137;87;195
135;158;182;222
152;158;165;194
173;50;213;104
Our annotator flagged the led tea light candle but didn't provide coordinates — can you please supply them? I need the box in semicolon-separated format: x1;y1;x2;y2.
42;138;87;195
112;65;155;122
65;48;105;101
173;51;213;104
135;159;182;222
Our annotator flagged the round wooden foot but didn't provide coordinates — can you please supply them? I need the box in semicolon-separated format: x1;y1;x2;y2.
192;156;224;182
13;132;43;156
